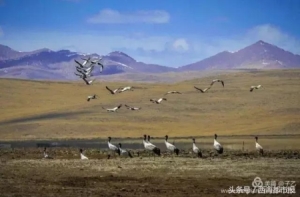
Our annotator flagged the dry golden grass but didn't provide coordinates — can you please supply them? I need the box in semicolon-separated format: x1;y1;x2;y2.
0;69;299;140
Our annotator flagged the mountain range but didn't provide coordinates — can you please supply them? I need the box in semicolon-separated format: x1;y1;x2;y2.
0;40;299;80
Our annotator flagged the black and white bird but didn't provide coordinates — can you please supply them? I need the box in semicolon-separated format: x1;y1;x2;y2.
255;136;264;155
87;94;97;102
80;149;88;160
213;134;223;154
43;147;53;159
194;86;211;93
164;91;182;95
82;78;95;85
118;143;133;158
192;138;202;158
142;135;161;157
150;98;167;104
125;104;141;111
106;86;121;94
102;104;122;112
118;86;133;93
210;79;225;87
107;137;121;158
164;135;179;156
250;85;263;92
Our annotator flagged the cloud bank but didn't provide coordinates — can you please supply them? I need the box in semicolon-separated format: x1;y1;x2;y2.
87;9;170;24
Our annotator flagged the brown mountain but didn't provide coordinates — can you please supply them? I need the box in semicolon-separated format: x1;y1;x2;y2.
179;40;300;71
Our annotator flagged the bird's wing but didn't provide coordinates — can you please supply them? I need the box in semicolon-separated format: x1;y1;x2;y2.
221;80;224;87
117;104;122;109
194;86;204;92
74;60;84;68
250;88;254;92
106;86;114;94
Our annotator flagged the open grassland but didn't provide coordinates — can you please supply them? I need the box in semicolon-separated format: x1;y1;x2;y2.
0;150;299;197
0;69;299;140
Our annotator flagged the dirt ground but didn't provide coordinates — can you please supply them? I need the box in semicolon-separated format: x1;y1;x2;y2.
0;148;300;197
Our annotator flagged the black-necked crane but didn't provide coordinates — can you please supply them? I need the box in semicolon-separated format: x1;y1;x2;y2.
250;85;263;92
43;147;53;159
165;135;179;156
80;149;88;160
255;136;264;155
87;94;97;102
106;86;121;94
192;138;202;158
164;91;182;95
118;143;133;158
118;86;133;93
214;134;223;154
142;135;161;158
107;137;121;159
102;104;122;112
150;98;167;104
82;78;95;85
210;79;224;87
194;86;211;93
125;104;141;111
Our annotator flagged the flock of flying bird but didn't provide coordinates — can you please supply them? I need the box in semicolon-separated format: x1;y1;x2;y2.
39;56;266;159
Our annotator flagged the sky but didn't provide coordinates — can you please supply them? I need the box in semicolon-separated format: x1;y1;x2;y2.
0;0;300;67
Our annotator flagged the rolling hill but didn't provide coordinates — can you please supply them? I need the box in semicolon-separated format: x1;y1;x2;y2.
0;40;300;80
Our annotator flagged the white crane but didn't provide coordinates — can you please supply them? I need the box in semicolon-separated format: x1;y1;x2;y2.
125;104;141;111
43;147;53;159
107;137;121;159
210;79;224;87
164;135;179;156
80;149;88;160
87;94;97;102
150;98;167;104
118;143;133;158
102;104;122;112
192;138;202;158
255;136;264;155
105;86;121;94
250;85;263;92
213;134;223;154
164;91;182;95
194;86;211;93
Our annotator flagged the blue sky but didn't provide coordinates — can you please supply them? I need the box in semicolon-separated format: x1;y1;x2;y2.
0;0;300;67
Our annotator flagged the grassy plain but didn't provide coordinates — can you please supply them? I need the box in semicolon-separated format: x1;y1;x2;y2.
0;69;299;140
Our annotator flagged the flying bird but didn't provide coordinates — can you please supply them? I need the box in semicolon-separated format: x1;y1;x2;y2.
118;86;133;93
125;104;141;110
87;94;97;102
165;91;182;95
82;78;95;85
213;134;223;154
255;136;264;155
192;138;202;158
102;104;122;112
194;86;211;93
250;85;263;92
210;79;225;87
150;98;167;104
105;86;121;94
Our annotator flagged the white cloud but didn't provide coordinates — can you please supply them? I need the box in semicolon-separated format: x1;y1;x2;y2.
87;9;170;24
171;38;189;52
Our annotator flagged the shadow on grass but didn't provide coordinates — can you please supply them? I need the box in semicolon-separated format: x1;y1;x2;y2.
0;110;90;125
